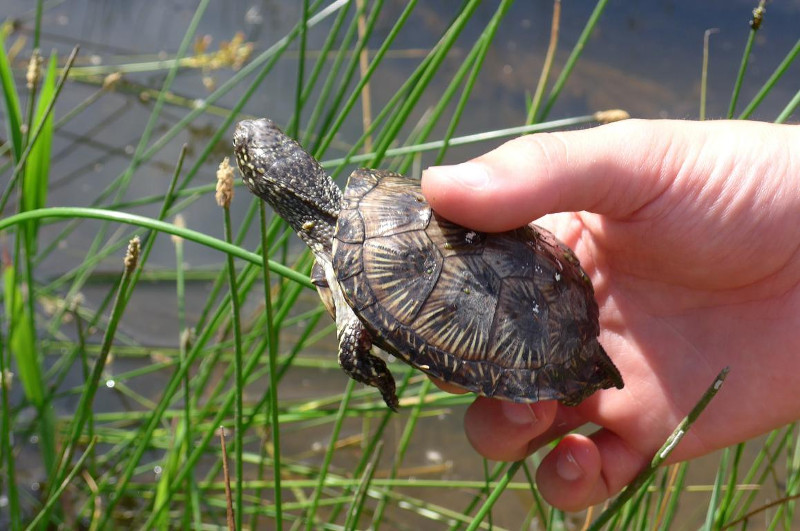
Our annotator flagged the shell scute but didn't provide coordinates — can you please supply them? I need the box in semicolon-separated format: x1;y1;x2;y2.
331;238;363;281
423;214;486;257
488;277;549;370
361;231;442;324
353;170;432;238
333;241;376;311
411;254;500;361
335;207;365;243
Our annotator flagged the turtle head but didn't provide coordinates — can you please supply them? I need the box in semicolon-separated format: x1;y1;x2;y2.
233;118;342;258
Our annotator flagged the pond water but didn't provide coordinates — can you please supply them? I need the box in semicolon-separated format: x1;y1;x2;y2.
1;0;798;528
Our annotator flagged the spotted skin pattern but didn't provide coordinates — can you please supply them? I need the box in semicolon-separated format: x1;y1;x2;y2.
234;119;623;409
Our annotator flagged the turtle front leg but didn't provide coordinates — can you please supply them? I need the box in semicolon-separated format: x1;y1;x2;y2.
322;260;399;410
337;318;399;411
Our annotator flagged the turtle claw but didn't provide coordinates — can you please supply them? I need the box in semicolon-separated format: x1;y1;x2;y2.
338;319;399;411
376;374;399;412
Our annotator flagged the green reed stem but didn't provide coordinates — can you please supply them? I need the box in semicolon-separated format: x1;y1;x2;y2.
528;0;560;124
728;4;763;118
39;239;141;525
465;461;522;531
537;0;609;122
305;379;356;529
739;37;800;120
295;1;354;143
0;300;20;530
700;29;718;121
258;201;283;530
0;207;314;289
589;367;730;530
371;378;432;526
221;204;245;531
25;436;97;531
346;440;383;529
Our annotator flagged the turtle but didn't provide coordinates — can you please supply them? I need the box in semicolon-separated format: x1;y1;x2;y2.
233;118;623;410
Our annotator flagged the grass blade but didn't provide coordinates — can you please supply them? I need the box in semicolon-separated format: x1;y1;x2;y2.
728;2;766;118
738;37;800;120
537;0;610;122
2;260;42;406
589;367;730;530
0;35;23;164
22;51;56;252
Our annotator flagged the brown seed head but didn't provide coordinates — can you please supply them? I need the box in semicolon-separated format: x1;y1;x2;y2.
594;109;630;124
103;72;123;91
171;214;185;244
124;236;141;273
216;157;235;208
26;49;43;90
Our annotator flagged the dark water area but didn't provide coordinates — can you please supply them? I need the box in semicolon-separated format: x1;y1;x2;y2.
1;0;798;528
1;0;796;286
2;1;796;224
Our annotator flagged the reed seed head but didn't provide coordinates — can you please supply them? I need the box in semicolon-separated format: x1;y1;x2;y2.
216;157;235;209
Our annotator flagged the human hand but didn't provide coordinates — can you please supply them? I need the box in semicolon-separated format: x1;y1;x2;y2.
421;119;800;511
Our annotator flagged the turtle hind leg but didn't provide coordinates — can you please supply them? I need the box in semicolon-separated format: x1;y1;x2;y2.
337;320;399;411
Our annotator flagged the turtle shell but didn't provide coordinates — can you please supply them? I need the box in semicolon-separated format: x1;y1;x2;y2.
332;169;623;406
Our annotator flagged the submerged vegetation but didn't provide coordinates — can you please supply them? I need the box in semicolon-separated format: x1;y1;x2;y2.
1;1;798;529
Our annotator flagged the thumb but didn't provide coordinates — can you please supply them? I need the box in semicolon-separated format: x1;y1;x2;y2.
421;119;686;232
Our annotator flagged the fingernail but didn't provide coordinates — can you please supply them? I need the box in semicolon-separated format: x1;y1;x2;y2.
556;448;583;481
424;163;489;190
500;401;538;425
